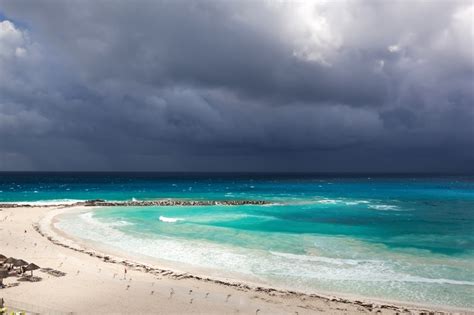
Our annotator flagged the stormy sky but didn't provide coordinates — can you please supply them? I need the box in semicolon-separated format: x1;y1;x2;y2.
0;0;473;172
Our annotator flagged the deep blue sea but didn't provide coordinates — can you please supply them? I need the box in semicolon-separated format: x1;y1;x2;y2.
1;173;473;308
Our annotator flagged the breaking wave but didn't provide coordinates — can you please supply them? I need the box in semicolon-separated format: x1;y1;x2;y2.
159;216;184;223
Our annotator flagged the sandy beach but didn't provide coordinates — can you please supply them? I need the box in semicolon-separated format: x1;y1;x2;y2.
0;205;470;314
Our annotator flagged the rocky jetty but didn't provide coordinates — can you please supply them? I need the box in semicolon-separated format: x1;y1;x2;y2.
0;199;270;208
83;199;269;207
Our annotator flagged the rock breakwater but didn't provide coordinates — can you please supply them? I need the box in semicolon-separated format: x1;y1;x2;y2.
0;199;271;208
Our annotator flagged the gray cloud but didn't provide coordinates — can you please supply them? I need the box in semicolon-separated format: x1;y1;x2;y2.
0;0;473;172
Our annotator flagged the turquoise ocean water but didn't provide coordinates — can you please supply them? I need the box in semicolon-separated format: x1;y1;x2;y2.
1;173;473;308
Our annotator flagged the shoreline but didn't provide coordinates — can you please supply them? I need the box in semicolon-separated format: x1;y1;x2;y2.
41;205;469;314
1;204;472;314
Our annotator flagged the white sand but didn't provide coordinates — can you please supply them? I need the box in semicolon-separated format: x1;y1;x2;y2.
0;206;470;314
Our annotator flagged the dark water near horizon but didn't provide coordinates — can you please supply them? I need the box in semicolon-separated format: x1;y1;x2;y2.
1;172;473;308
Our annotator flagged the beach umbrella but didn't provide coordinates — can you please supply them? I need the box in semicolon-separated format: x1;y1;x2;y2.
4;257;16;268
4;257;15;265
12;259;28;268
24;263;40;277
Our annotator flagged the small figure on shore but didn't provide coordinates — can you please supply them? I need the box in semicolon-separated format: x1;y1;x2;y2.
205;292;209;298
189;298;193;304
169;288;174;299
226;294;231;302
123;267;127;280
189;289;192;295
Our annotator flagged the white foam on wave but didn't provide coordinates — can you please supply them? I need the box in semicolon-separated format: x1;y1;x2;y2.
109;220;133;227
344;200;370;205
56;211;127;243
287;198;371;206
159;216;183;223
368;204;401;211
294;198;402;211
268;251;474;286
270;251;376;266
260;202;283;207
317;199;339;204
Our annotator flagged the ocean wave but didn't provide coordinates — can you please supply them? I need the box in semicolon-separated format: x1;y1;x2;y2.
400;275;474;286
108;220;133;227
269;251;474;286
317;199;339;204
57;212;128;242
368;204;401;211
159;216;184;223
285;198;371;206
260;202;284;207
270;251;377;266
344;200;370;205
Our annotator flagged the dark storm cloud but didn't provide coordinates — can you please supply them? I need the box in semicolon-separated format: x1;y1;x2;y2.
0;0;473;171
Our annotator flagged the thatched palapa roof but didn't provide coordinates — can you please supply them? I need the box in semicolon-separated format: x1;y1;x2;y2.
24;263;40;272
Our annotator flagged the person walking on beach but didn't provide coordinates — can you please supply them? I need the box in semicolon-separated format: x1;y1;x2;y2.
124;267;127;280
